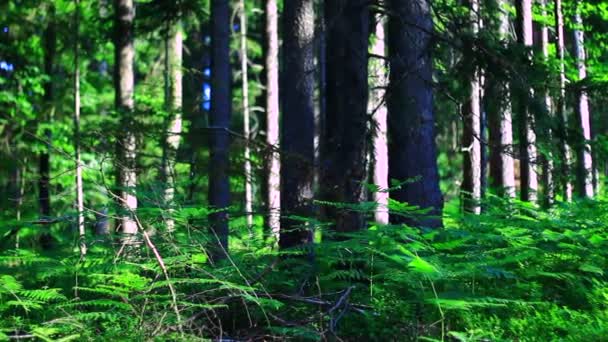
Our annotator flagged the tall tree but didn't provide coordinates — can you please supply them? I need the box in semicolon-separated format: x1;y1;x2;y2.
208;0;232;258
387;0;443;227
554;0;573;201
280;0;315;249
487;0;516;199
321;0;370;232
515;0;538;203
573;0;594;198
461;0;482;214
265;0;281;239
539;0;555;205
74;0;86;256
239;0;253;229
114;0;138;237
40;4;55;222
162;18;183;233
369;11;389;225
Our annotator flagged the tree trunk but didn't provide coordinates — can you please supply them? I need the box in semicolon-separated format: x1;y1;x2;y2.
208;0;232;259
515;0;538;203
239;0;253;229
265;0;281;240
114;0;138;238
40;4;55;222
162;20;183;233
74;0;86;256
573;0;594;198
554;0;573;201
369;12;389;225
321;0;369;233
387;0;443;227
280;0;315;249
539;0;555;206
461;0;482;214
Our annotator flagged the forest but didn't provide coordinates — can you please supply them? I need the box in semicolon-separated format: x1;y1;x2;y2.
1;0;608;340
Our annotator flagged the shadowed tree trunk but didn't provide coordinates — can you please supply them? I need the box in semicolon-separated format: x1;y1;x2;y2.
239;0;253;229
515;0;538;203
461;0;482;214
554;0;573;201
161;19;184;233
321;0;369;233
369;11;389;225
265;0;281;239
387;0;443;227
40;4;55;222
114;0;138;239
539;0;555;206
486;0;516;199
208;0;232;259
573;0;594;198
280;0;315;249
74;0;86;256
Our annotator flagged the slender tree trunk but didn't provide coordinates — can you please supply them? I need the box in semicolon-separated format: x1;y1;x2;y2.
114;0;138;238
208;0;232;258
239;0;253;229
40;4;55;222
538;0;555;206
515;0;538;203
369;12;389;225
74;0;86;256
573;0;594;198
462;0;482;214
554;0;573;201
387;0;443;227
162;20;184;232
280;0;315;249
265;0;281;239
321;0;369;233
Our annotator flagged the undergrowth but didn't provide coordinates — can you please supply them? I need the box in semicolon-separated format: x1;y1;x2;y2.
1;196;608;341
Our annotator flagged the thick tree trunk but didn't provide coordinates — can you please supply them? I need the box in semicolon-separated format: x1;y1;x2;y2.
539;0;555;206
74;0;86;256
573;1;594;198
239;0;253;229
369;13;389;225
387;0;443;227
208;0;232;259
280;0;315;249
321;0;369;233
554;0;573;201
265;0;281;239
114;0;138;238
515;0;538;203
162;21;183;233
462;0;482;214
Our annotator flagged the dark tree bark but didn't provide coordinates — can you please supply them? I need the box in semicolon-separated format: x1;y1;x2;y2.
40;4;55;221
554;0;573;201
208;0;232;259
387;0;443;227
114;0;138;237
320;0;370;232
280;0;315;249
515;0;538;203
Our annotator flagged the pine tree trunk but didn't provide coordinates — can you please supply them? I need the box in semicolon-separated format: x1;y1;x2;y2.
515;0;538;203
462;0;482;214
162;21;183;232
573;0;594;198
114;0;138;239
321;0;370;233
208;0;232;259
539;0;555;206
554;0;573;201
40;4;55;222
387;0;443;227
369;13;389;225
239;0;253;229
280;0;315;249
265;0;281;240
74;0;86;256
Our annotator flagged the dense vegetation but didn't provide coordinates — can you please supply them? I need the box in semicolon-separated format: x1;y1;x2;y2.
1;0;608;340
